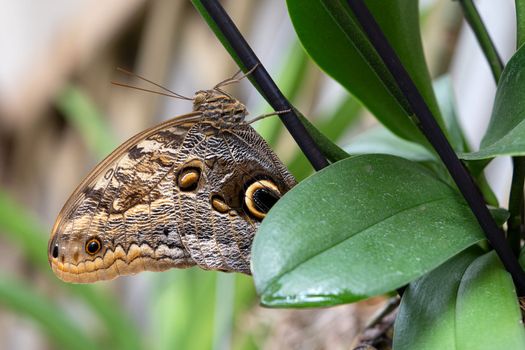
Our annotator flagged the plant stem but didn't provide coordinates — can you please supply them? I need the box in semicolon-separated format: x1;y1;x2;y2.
517;0;525;48
192;0;329;171
458;0;504;82
459;1;525;256
508;157;525;256
346;0;525;295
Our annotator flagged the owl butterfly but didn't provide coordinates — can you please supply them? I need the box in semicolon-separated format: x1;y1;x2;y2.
48;72;296;283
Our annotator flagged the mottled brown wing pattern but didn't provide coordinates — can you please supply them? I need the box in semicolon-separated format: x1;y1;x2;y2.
48;89;296;283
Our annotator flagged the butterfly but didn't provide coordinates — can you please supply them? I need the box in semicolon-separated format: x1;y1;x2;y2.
48;75;296;283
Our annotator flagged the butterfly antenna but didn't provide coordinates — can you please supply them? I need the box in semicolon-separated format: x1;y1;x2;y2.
111;82;189;99
214;63;260;89
115;67;192;100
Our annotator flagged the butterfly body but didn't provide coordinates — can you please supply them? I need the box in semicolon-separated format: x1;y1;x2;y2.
49;89;296;283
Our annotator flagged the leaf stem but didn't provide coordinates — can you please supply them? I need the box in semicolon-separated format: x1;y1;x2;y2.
508;157;525;256
458;0;504;82
517;0;525;48
458;1;525;256
191;0;329;171
346;0;525;295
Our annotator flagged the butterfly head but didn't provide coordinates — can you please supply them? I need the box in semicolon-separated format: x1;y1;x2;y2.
193;89;247;123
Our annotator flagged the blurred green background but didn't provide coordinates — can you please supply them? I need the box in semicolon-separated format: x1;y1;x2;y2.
0;0;511;349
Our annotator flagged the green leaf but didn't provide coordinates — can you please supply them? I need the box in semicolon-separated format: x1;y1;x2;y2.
456;252;525;349
489;207;510;226
461;44;525;160
394;249;525;350
252;155;484;307
434;75;468;153
286;0;444;146
344;126;435;162
393;248;480;349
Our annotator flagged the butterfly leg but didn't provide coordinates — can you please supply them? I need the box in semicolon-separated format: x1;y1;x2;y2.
248;108;292;124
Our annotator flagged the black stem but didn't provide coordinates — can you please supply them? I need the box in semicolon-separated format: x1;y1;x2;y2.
346;0;525;295
508;157;525;256
198;0;329;171
458;0;525;257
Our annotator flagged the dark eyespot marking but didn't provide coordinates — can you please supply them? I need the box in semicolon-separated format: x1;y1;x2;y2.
252;188;279;212
177;167;201;191
85;238;102;255
211;195;230;213
49;236;59;259
163;227;170;236
244;180;281;220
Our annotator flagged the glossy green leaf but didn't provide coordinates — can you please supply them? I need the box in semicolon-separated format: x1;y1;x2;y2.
394;250;525;349
252;154;484;307
461;44;525;160
393;248;480;349
344;126;435;162
287;0;444;146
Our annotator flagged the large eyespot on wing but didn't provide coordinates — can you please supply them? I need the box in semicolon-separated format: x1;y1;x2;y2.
243;179;281;220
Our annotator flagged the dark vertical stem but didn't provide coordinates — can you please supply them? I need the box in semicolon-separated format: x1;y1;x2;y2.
345;0;525;295
508;157;525;256
195;0;329;171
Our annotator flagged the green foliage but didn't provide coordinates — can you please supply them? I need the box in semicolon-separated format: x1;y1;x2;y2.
253;155;484;307
461;44;525;160
394;248;525;349
249;0;525;348
286;0;445;147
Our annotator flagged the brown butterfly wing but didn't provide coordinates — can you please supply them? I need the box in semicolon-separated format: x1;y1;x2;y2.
49;112;295;283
